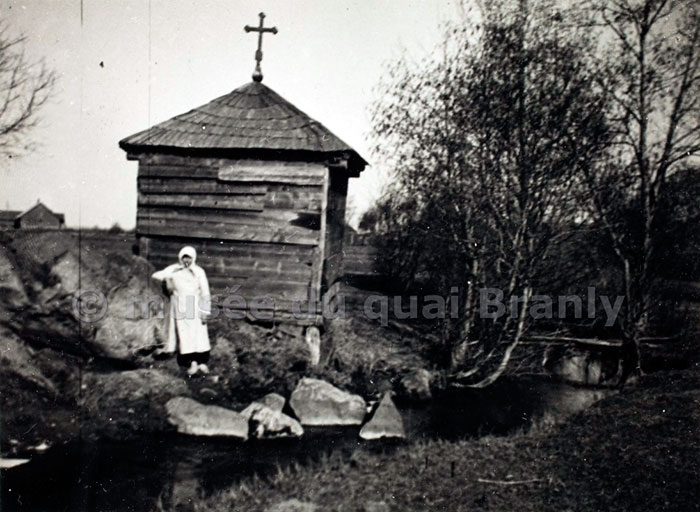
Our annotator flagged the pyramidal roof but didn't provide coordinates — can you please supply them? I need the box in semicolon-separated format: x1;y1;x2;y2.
120;81;367;172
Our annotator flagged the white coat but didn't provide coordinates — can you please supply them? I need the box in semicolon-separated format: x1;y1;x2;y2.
151;246;211;355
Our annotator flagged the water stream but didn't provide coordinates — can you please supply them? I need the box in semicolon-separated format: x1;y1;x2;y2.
1;377;608;512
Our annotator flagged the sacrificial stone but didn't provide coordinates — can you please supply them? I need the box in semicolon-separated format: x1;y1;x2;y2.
359;392;406;440
166;397;248;439
289;378;367;426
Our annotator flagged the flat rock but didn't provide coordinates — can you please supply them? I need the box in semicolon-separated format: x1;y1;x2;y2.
166;397;248;439
359;392;405;440
290;377;366;426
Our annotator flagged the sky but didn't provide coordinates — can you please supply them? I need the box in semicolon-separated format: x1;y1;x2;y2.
1;0;465;229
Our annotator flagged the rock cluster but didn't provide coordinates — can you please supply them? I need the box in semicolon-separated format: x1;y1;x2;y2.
163;381;407;442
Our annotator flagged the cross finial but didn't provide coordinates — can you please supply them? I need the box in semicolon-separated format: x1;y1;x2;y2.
244;12;278;82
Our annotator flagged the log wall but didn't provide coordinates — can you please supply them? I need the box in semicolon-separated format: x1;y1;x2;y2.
134;154;331;320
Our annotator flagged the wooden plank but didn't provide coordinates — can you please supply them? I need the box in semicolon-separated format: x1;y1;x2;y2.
264;190;322;211
195;257;314;275
197;293;320;313
151;249;312;272
219;174;325;186
139;165;219;179
139;195;322;213
207;278;312;300
139;154;222;167
139;157;327;184
218;161;325;185
137;220;319;246
148;246;314;263
145;238;316;258
139;178;268;195
313;169;329;295
137;207;319;229
137;193;264;212
139;181;322;210
149;258;313;282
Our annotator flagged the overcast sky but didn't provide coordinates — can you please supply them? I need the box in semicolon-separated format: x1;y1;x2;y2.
1;0;465;228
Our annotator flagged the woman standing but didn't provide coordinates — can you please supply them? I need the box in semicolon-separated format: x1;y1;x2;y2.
152;246;211;376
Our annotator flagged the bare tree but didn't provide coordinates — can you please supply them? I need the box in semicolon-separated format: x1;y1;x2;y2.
0;25;56;157
582;0;700;382
370;0;610;386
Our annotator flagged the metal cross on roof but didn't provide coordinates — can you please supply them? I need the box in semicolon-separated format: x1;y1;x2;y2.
244;12;278;82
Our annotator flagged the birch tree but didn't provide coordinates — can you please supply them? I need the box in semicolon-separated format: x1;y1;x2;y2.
370;0;610;385
583;0;700;382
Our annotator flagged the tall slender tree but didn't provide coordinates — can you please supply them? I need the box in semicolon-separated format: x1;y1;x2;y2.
582;0;700;381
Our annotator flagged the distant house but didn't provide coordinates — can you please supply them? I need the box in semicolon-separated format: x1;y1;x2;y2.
0;210;21;230
0;202;65;230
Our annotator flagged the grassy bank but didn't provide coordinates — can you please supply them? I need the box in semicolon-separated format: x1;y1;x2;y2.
199;366;700;512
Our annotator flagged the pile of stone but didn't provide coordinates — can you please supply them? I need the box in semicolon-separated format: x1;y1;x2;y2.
165;377;405;441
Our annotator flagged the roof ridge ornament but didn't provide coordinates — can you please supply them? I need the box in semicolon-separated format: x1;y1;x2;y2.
244;12;278;82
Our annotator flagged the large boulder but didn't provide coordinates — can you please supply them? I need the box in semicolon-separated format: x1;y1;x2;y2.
289;378;366;426
90;268;165;361
81;369;188;438
7;241;164;363
359;392;406;440
241;394;303;439
165;397;248;439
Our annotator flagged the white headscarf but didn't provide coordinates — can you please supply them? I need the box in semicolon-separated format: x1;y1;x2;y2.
178;246;197;266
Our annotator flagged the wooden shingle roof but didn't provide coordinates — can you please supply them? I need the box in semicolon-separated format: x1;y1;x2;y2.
120;81;367;173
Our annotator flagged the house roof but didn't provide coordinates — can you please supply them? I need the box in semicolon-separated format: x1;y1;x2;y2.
15;202;64;222
119;81;367;173
0;210;21;222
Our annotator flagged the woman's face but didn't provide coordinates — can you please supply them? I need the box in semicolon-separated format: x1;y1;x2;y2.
181;255;193;267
